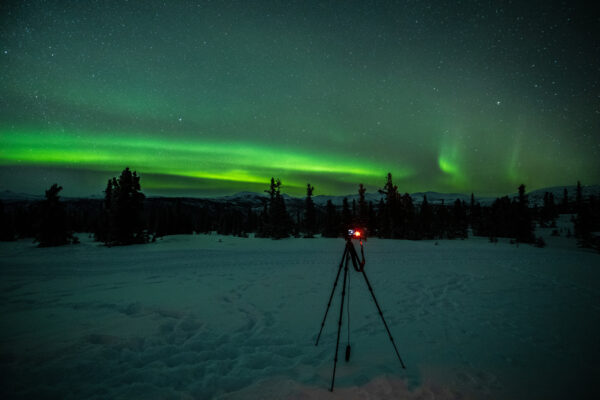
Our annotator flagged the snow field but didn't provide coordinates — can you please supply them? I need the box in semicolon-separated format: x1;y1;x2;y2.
0;231;599;399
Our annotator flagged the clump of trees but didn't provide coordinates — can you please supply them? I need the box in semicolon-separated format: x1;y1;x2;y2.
257;178;292;239
96;167;147;246
470;184;535;244
2;169;599;252
371;173;468;240
573;181;600;249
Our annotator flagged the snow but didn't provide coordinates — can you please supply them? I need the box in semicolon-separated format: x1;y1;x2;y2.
1;229;598;399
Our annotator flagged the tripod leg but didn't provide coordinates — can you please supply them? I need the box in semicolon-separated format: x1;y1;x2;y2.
315;247;347;346
360;268;407;369
330;253;349;392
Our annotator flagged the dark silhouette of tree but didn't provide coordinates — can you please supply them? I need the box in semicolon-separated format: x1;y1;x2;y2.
99;167;147;245
435;199;450;238
0;200;16;241
262;177;290;239
265;177;278;202
562;188;569;213
322;199;339;237
400;193;415;239
478;196;510;239
376;198;386;237
515;184;534;243
367;201;377;235
217;209;245;237
95;179;113;242
378;173;399;238
574;206;591;245
341;197;352;233
357;183;368;229
419;195;433;239
245;206;258;233
576;180;583;212
469;193;483;235
292;210;301;237
257;178;278;237
35;184;77;247
540;192;558;227
256;198;270;238
574;189;599;250
304;183;316;238
450;199;468;239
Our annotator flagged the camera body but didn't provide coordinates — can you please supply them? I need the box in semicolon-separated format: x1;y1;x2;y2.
347;228;365;239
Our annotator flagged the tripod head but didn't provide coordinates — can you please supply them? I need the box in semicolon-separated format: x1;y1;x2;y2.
346;228;365;241
344;229;366;271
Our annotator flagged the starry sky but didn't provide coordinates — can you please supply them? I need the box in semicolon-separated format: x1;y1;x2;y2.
1;0;599;197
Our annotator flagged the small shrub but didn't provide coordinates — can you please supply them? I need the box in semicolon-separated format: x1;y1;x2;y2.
534;236;546;248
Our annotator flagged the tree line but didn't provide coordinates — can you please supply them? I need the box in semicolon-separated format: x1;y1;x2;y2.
0;168;598;251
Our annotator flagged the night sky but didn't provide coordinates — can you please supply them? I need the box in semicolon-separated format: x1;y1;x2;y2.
1;1;599;197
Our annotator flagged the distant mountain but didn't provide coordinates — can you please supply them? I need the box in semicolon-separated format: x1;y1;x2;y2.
0;190;103;203
2;185;599;208
522;185;600;207
0;190;44;202
222;184;600;208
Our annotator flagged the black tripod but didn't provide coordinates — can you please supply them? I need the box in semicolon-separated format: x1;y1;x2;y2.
315;234;406;391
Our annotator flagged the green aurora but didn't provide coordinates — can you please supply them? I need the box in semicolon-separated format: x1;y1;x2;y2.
1;1;598;197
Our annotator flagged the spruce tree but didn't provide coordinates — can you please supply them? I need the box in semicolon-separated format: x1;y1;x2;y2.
35;184;76;247
562;188;569;213
367;201;377;235
451;199;468;239
541;192;558;226
304;183;316;238
0;200;16;241
245;206;257;233
419;195;433;239
576;180;583;212
515;184;534;243
378;173;399;238
323;200;339;237
341;197;352;233
95;179;113;242
100;168;147;245
469;192;480;233
376;198;386;238
400;193;415;238
357;183;368;229
573;187;597;248
436;199;450;238
265;177;290;239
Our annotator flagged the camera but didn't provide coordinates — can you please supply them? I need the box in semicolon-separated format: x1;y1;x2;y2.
347;229;363;239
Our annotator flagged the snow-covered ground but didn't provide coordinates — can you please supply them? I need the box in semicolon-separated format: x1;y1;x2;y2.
1;226;598;399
